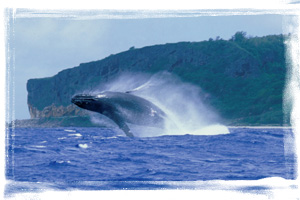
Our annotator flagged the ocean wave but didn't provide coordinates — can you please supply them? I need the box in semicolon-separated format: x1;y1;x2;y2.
24;146;47;152
48;160;72;167
76;144;89;149
68;133;83;137
7;127;295;195
64;129;76;132
31;145;47;148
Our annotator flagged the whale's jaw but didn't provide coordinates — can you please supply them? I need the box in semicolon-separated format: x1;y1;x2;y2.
71;94;95;107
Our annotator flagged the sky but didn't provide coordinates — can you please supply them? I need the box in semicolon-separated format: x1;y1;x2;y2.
8;13;286;120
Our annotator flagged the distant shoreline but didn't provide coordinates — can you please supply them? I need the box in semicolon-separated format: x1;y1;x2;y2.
228;126;292;129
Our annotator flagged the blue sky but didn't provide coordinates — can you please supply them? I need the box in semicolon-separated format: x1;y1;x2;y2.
9;14;285;119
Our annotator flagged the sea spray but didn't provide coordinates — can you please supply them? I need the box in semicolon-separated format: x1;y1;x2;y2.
89;112;116;128
89;112;127;136
90;71;229;136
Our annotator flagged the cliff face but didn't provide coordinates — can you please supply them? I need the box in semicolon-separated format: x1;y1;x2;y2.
28;103;86;118
27;34;287;125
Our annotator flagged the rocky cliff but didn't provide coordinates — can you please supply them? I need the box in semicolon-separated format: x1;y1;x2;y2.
27;33;288;125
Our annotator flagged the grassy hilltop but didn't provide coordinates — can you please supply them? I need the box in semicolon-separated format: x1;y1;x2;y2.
26;32;289;126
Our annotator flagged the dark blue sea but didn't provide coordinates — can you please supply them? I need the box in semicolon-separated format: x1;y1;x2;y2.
5;127;296;195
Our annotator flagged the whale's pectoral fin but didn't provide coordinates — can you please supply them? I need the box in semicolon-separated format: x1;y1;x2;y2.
117;121;134;137
111;115;134;137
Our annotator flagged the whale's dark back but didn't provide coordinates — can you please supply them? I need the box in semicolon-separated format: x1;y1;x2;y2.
71;91;166;137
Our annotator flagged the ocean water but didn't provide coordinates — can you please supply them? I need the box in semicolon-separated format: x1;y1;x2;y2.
5;127;296;194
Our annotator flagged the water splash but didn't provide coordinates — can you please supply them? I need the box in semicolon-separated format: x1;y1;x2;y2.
91;71;229;136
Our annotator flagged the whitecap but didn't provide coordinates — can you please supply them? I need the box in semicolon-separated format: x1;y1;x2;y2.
58;160;71;164
64;129;76;132
105;136;118;139
77;144;88;149
190;124;230;135
92;136;103;139
93;135;122;139
31;145;46;148
68;133;82;137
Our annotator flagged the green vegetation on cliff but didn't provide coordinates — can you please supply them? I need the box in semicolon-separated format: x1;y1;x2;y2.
27;32;288;126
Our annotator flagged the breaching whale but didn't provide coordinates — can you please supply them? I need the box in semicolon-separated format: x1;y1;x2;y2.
71;91;166;137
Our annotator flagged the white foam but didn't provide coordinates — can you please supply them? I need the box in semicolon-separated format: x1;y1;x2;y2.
56;160;70;164
105;136;118;139
64;129;76;133
68;133;82;137
78;144;88;149
190;124;230;135
127;124;229;137
127;124;165;137
32;145;46;148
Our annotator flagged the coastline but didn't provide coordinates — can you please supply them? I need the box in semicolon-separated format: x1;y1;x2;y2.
228;126;292;129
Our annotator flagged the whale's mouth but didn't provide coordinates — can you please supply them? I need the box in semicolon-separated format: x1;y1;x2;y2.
71;94;95;106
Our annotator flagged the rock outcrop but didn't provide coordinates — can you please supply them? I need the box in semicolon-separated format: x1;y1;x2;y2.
28;103;86;118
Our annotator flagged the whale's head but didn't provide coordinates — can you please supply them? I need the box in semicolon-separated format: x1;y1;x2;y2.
71;93;108;113
71;94;95;108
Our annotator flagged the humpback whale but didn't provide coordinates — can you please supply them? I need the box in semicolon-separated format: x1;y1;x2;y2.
71;91;166;137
